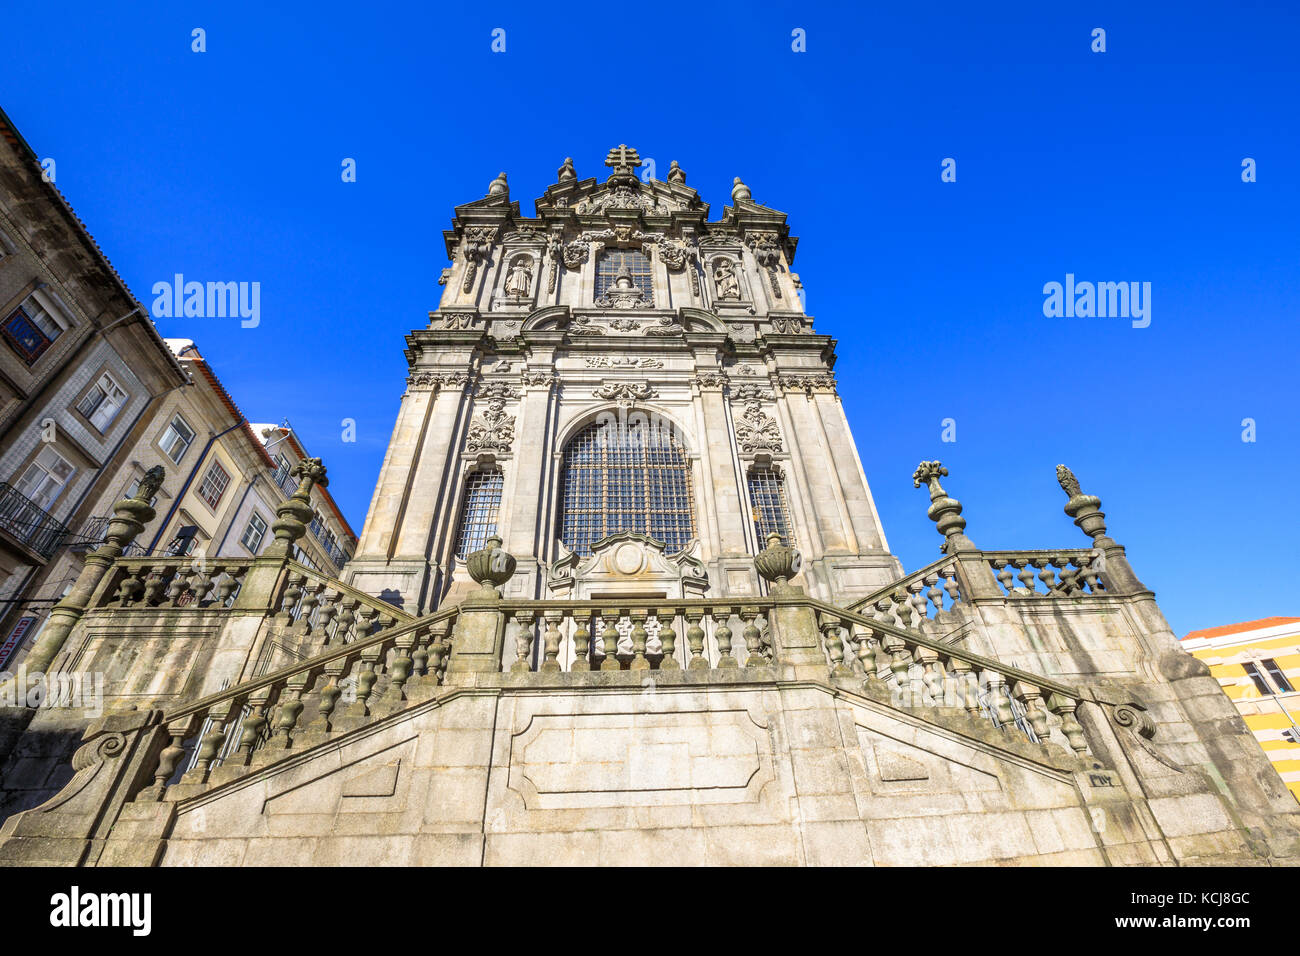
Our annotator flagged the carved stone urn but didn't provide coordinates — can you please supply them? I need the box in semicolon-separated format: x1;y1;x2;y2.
466;535;516;596
754;532;802;592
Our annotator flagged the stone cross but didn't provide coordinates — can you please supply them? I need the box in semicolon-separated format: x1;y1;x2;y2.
604;144;642;176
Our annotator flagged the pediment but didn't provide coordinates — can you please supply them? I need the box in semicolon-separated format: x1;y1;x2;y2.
548;532;708;596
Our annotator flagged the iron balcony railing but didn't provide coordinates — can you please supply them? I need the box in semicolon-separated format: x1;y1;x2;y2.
0;482;72;559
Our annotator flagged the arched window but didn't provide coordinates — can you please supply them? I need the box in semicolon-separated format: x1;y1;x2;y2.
559;417;694;556
747;467;793;548
595;248;653;305
454;468;503;558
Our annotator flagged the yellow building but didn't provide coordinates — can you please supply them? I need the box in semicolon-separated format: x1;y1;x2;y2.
1182;617;1300;804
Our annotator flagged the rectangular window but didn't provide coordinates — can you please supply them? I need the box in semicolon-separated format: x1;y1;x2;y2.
748;467;794;548
197;460;231;509
240;512;268;553
1242;662;1273;696
75;372;128;432
455;469;503;558
14;446;76;511
3;299;66;364
1262;658;1294;693
273;454;291;485
159;415;195;464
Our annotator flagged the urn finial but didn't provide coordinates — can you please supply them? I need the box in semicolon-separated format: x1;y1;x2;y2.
488;171;509;196
667;160;686;185
731;177;752;202
556;157;576;182
466;535;516;598
755;532;803;593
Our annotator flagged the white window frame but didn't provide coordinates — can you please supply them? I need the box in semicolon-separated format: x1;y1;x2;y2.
14;446;76;511
76;371;128;432
159;414;195;464
240;512;268;554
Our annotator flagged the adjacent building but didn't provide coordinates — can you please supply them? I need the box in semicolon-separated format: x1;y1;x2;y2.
1182;617;1300;803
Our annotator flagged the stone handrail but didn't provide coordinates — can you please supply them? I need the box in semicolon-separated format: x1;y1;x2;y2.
806;596;1094;760
135;603;462;800
96;556;255;610
274;560;414;638
843;555;963;623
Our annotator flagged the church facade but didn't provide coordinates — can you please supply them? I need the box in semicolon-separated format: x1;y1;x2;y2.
346;145;896;616
0;146;1297;867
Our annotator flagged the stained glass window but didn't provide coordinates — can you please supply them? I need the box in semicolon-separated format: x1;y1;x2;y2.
454;469;503;559
559;417;694;555
747;467;793;548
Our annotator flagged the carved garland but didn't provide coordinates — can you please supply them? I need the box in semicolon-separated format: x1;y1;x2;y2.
734;400;783;454
466;399;516;453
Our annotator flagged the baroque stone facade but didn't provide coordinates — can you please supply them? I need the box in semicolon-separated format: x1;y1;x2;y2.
0;146;1297;868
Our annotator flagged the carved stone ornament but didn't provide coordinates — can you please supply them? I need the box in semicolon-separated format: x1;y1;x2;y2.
504;256;533;298
408;370;470;390
643;315;684;336
658;238;689;272
521;370;554;387
731;383;774;402
735;401;783;453
562;240;590;269
440;312;477;330
585;356;664;369
459;226;497;293
569;315;606;336
476;381;519;400
770;315;806;334
595;263;648;310
778;373;836;395
694;371;728;389
466;399;516;453
575;185;682;215
712;257;741;300
593;380;656;409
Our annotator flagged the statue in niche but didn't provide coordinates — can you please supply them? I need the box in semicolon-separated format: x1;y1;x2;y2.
505;257;533;298
713;258;740;300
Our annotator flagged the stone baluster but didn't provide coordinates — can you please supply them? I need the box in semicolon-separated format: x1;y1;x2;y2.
234;688;273;764
316;592;340;637
571;611;592;672
215;567;242;606
1048;693;1089;756
993;560;1014;596
817;613;852;678
1012;559;1034;593
882;633;914;700
141;568;167;606
429;621;452;684
683;609;707;669
740;607;764;667
712;607;737;668
296;582;324;633
907;581;928;622
335;600;358;644
312;658;347;732
1013;681;1051;743
182;701;232;782
942;568;961;606
162;567;190;607
1080;555;1103;592
872;598;893;627
116;566;146;607
352;645;382;713
892;591;914;631
268;672;311;749
354;607;379;645
656;608;679;669
985;671;1016;730
145;719;194;800
279;571;306;621
512;610;536;672
923;574;943;616
191;571;216;607
600;609;622;671
410;624;431;680
628;609;650;670
541;611;564;672
386;628;417;701
915;644;944;706
1057;561;1080;596
948;657;982;718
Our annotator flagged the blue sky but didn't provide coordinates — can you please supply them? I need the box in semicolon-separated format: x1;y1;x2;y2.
4;1;1297;636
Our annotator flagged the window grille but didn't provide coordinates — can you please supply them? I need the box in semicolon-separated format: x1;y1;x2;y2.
594;249;653;305
559;417;694;556
454;469;504;559
747;467;793;548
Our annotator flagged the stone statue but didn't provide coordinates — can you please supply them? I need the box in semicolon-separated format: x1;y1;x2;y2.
557;157;576;182
134;465;166;502
713;258;740;300
505;258;532;298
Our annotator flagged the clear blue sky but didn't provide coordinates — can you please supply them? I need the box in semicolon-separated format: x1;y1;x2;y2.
4;1;1297;636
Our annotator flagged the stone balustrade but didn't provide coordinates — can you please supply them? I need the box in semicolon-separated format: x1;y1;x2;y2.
984;549;1104;598
809;599;1095;762
498;599;775;673
274;561;413;641
139;605;461;798
101;557;254;610
846;556;964;626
